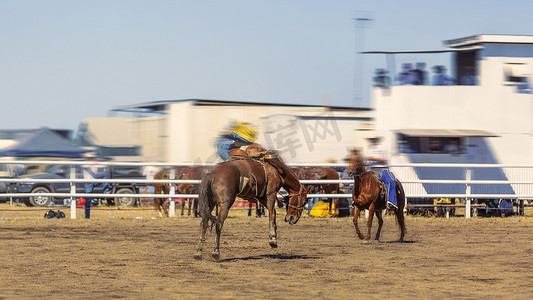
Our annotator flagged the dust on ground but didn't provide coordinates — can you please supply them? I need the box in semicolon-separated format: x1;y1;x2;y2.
0;204;532;299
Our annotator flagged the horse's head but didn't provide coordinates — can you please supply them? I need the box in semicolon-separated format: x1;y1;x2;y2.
284;185;311;225
347;149;365;177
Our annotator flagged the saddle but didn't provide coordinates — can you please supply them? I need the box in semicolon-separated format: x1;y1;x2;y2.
231;156;269;200
368;171;388;205
229;148;248;158
229;146;282;200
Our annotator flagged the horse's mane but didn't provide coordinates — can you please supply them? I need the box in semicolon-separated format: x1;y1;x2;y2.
262;151;300;189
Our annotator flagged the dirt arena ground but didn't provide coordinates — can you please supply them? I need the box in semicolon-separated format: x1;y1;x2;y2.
0;203;532;299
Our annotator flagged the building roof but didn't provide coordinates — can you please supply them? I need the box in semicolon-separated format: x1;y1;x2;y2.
110;98;371;114
444;34;533;48
361;46;482;55
362;34;533;55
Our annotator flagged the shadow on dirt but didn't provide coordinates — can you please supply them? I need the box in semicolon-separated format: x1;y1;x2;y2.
379;240;416;244
220;254;319;262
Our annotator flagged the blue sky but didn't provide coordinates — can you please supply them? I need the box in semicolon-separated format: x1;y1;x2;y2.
1;0;532;133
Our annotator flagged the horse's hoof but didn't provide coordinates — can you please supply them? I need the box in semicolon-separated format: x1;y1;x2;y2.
362;239;370;244
357;235;364;240
269;241;278;248
194;253;202;260
211;251;220;261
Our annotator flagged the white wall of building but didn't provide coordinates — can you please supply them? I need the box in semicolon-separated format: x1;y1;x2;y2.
165;103;371;163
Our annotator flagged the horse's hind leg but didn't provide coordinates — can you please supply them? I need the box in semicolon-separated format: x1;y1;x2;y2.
364;203;376;242
352;206;364;240
193;198;199;218
396;180;407;242
396;208;406;242
374;209;384;241
194;215;209;260
212;203;230;261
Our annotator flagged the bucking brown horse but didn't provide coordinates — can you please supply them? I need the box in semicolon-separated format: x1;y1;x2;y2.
194;151;310;261
347;149;406;242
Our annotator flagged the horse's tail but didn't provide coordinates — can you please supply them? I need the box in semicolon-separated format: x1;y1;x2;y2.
395;179;407;241
198;173;218;230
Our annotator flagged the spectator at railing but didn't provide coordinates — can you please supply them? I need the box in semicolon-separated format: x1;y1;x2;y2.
397;63;417;85
432;65;454;85
460;66;477;85
429;140;443;153
372;68;391;88
412;62;428;85
83;154;111;219
499;199;514;217
443;138;462;154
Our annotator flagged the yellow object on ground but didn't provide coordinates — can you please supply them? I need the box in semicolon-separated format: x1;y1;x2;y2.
309;200;335;217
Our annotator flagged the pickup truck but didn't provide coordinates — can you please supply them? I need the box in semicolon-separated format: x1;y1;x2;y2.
6;164;147;207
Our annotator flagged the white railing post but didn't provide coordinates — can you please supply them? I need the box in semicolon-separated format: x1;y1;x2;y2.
169;168;176;217
70;165;77;219
465;167;471;219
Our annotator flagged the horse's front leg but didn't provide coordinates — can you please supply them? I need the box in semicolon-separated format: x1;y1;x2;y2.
155;200;164;218
162;198;169;217
180;198;186;218
187;198;193;217
352;206;364;240
266;196;278;248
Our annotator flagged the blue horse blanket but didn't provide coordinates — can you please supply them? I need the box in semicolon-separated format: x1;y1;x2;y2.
376;169;397;208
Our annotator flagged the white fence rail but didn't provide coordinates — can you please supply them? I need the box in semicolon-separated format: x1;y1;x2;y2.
1;160;532;219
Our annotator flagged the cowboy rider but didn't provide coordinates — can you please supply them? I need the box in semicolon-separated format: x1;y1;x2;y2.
216;121;257;161
365;134;397;208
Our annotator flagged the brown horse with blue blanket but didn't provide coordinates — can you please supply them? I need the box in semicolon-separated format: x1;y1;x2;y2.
347;149;406;242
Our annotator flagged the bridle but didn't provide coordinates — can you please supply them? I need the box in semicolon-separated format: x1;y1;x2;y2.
348;155;366;178
286;185;306;212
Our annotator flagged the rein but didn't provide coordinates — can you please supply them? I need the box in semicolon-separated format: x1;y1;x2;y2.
287;185;306;211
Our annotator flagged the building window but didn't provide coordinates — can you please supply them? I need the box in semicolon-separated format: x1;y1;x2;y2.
398;135;463;154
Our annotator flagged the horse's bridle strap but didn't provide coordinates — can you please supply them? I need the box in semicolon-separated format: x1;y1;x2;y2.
287;185;305;211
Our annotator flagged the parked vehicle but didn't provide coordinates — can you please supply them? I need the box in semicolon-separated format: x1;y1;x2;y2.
7;164;147;207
